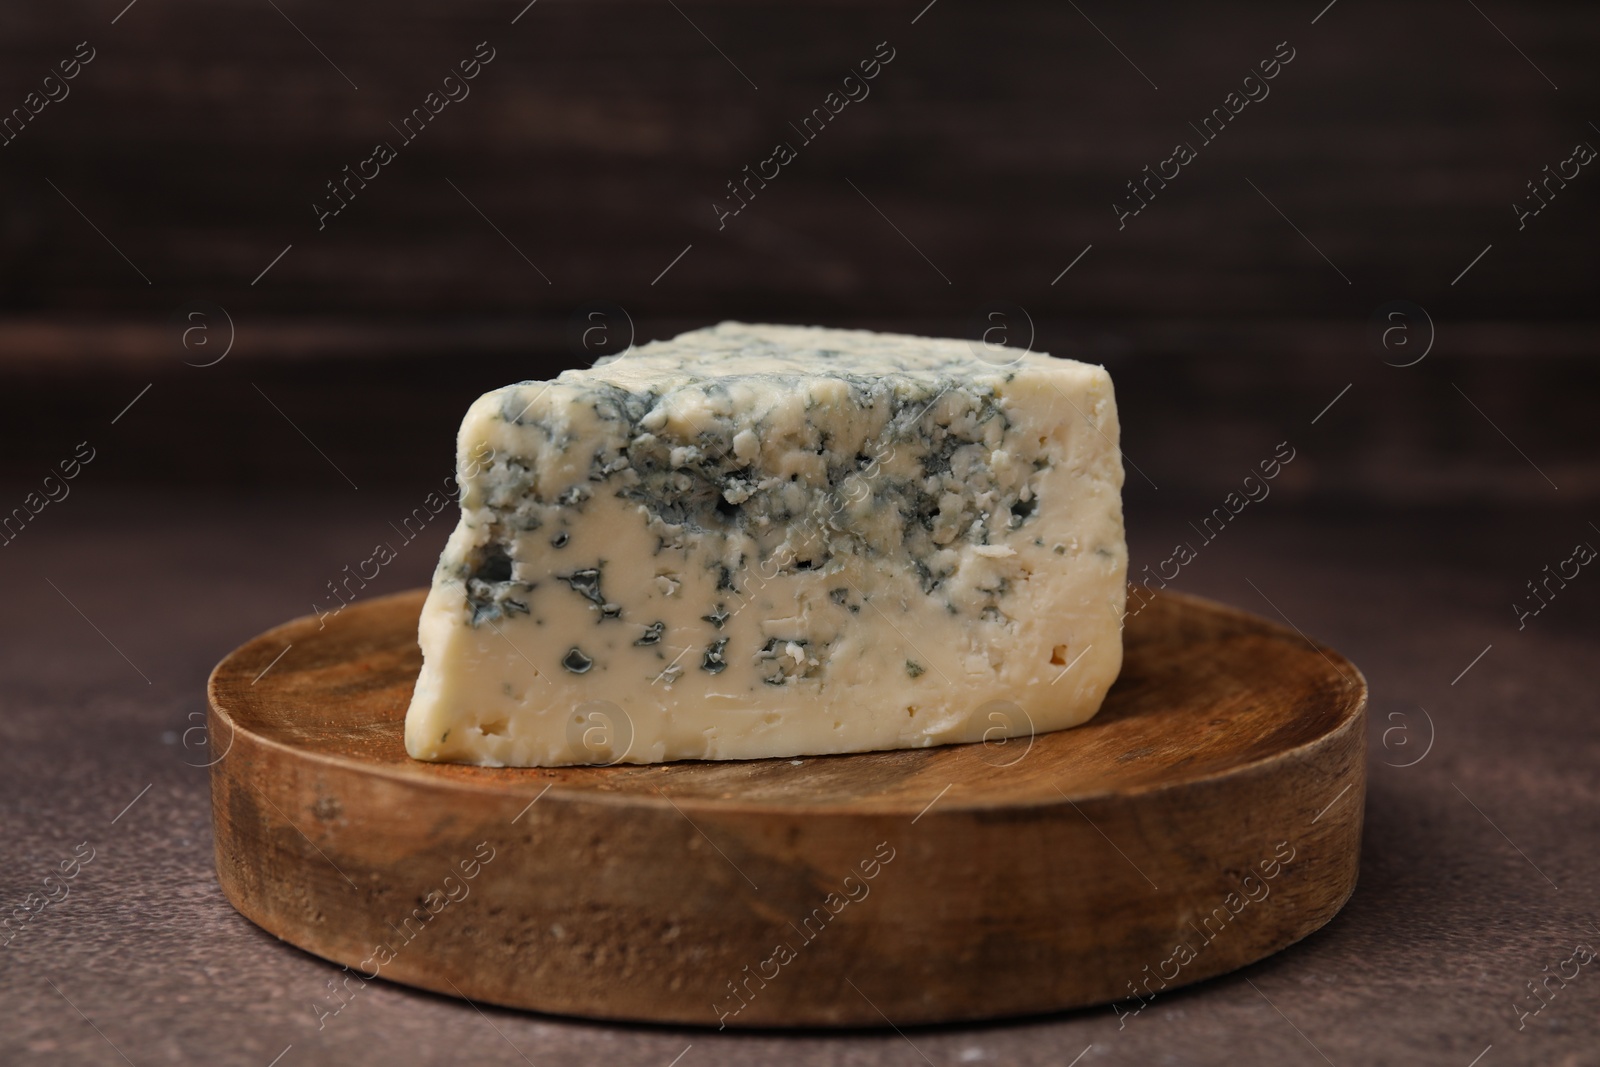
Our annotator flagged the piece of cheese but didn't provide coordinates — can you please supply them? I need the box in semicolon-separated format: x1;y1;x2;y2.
405;322;1127;766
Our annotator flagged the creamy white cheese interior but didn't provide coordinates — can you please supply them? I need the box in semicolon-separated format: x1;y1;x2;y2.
405;322;1127;766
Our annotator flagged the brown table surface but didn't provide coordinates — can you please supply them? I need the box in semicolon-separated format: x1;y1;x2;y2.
1;490;1594;1066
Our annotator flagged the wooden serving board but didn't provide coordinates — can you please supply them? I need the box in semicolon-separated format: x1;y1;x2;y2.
208;588;1366;1028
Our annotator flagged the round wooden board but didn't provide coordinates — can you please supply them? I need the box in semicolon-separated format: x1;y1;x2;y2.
208;587;1366;1029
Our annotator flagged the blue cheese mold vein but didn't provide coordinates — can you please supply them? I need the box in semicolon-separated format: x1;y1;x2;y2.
405;321;1127;766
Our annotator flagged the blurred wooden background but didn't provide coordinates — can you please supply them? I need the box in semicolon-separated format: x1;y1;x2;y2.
0;0;1595;504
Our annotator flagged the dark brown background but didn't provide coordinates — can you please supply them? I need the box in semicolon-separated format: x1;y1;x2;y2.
1;0;1596;504
1;1;1597;1064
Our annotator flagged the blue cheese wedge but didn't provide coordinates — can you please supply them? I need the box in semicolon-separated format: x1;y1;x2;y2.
405;322;1126;766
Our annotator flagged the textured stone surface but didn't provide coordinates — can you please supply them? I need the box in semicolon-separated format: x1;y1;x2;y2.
1;490;1595;1065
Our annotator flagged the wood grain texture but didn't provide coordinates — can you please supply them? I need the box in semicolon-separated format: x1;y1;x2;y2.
206;586;1365;1027
7;335;1599;509
2;1;1596;322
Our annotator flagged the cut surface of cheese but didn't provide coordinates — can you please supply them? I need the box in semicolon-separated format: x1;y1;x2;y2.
405;322;1127;766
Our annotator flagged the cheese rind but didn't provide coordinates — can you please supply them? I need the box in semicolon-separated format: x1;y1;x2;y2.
405;322;1126;766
